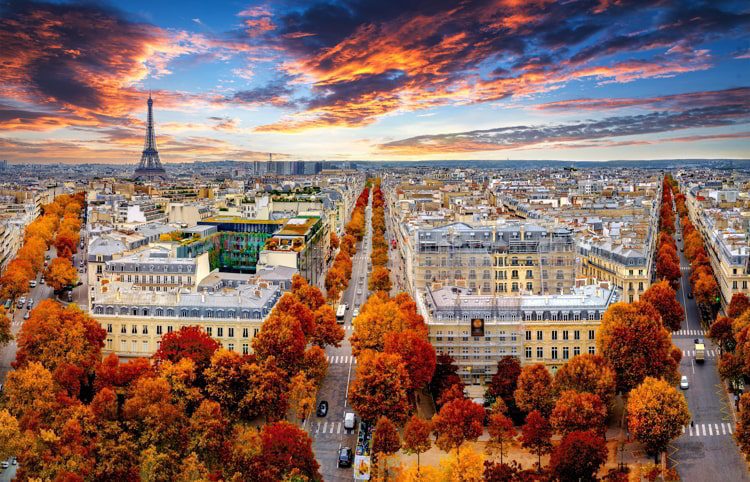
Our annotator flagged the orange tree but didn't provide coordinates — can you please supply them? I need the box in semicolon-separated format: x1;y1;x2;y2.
432;397;485;466
641;280;684;332
552;354;616;409
736;393;750;455
372;416;401;479
514;363;556;416
348;350;411;425
596;301;680;393
369;265;392;292
550;390;607;436
627;376;690;456
44;257;78;292
402;415;432;473
520;410;553;472
0;307;11;347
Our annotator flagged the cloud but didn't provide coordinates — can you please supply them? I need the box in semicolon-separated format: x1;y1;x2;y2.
377;92;750;154
250;0;749;132
228;79;295;107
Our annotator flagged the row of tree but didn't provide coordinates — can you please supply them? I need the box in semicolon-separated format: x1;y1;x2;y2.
655;176;681;286
369;181;393;293
0;193;84;301
325;186;368;301
0;272;341;480
673;183;721;313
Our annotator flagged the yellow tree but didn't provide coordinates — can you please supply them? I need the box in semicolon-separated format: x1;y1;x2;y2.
627;377;690;456
514;363;556;416
0;307;11;347
553;354;616;408
369;265;393;292
288;371;317;422
0;410;23;460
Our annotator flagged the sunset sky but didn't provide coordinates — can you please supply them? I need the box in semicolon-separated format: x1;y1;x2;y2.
0;0;748;163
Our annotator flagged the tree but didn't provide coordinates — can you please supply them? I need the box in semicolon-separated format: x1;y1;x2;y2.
486;356;521;413
372;416;401;480
259;421;321;481
694;271;720;307
1;259;34;299
514;363;556;416
718;352;745;392
204;348;250;415
439;449;484;482
627;377;690;456
384;329;436;390
550;390;607;436
188;400;228;471
0;307;11;347
153;325;220;375
369;265;392;292
550;430;608;482
54;229;79;259
487;410;515;465
432;397;485;465
123;376;187;452
302;345;328;386
402;415;432;474
330;231;340;250
553;354;616;408
641;280;684;331
521;410;553;472
252;312;306;375
709;315;735;353
0;410;23;461
288;371;317;422
242;359;290;422
348;351;411;425
311;304;345;348
735;393;750;455
44;256;78;291
728;293;750;319
655;245;680;284
351;294;426;356
597;301;679;393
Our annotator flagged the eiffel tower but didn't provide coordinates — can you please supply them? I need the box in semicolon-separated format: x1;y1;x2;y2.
134;93;167;179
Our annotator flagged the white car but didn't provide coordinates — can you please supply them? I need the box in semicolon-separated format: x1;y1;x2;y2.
352;308;359;318
680;375;689;390
29;280;37;288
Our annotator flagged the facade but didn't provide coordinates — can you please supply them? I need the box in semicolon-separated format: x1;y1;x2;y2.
419;284;619;385
104;247;210;291
414;222;577;296
257;215;328;286
92;282;281;358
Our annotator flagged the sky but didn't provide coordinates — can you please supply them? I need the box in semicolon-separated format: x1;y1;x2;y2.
0;0;748;164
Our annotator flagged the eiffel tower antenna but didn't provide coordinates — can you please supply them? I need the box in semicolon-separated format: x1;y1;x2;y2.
134;92;166;179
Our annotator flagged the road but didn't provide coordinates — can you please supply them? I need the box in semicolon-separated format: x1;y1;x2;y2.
309;192;373;481
670;218;749;481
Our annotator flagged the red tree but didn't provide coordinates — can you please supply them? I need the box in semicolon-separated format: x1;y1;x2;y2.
521;410;553;472
259;421;321;480
641;280;684;332
384;329;436;390
153;326;220;374
549;430;608;481
728;293;750;319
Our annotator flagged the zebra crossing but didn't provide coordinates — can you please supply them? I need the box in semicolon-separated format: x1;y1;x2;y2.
313;421;344;436
682;349;718;358
681;422;734;438
680;266;690;271
675;329;705;336
327;355;357;365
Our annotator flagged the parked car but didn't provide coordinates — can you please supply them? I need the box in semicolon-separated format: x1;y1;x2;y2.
337;447;353;468
29;280;37;288
3;299;11;310
352;308;360;318
687;291;693;299
1;461;8;469
27;298;33;309
23;311;29;320
40;278;45;285
316;400;328;417
344;412;356;430
680;375;689;390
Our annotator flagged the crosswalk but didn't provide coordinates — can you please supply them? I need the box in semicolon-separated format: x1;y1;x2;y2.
343;325;353;331
681;422;734;438
313;421;345;435
682;349;718;358
680;266;690;272
675;329;705;336
327;355;357;365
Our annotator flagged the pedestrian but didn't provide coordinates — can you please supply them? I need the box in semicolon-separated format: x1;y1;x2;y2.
691;420;694;428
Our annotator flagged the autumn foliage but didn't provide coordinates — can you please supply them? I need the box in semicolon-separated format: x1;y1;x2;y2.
627;376;690;455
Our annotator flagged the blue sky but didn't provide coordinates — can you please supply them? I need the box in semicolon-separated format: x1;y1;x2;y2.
0;0;748;163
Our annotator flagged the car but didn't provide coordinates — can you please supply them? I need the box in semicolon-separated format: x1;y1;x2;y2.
344;412;356;430
1;461;8;469
352;308;359;318
45;254;50;260
356;289;363;296
337;447;353;468
680;375;689;390
40;278;45;285
316;400;328;417
67;291;74;302
18;296;26;306
3;300;11;310
23;311;29;320
79;260;84;267
29;280;36;288
27;298;33;308
687;291;693;299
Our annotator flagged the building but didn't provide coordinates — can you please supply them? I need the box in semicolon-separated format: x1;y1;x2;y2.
414;222;577;296
419;284;619;386
92;282;281;358
103;247;210;292
257;215;328;286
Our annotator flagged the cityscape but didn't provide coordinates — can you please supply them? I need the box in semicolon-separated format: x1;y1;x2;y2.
0;1;749;482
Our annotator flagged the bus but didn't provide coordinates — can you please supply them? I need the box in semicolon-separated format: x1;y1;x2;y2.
336;304;347;324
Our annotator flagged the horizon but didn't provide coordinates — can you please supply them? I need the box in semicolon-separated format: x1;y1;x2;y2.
0;1;748;164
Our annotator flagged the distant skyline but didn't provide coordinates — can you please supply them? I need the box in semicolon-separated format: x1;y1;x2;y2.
0;0;749;163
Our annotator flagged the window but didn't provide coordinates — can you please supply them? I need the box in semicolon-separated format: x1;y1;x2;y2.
228;343;234;352
131;325;137;334
588;346;595;355
551;330;558;341
167;326;173;333
120;324;126;334
574;346;580;356
526;270;533;279
206;327;212;336
526;282;533;291
242;343;249;355
228;327;234;338
536;347;543;359
132;340;137;352
107;323;112;333
563;330;569;341
253;328;259;337
551;347;558;359
242;328;249;338
156;325;162;335
525;347;531;359
536;330;543;341
525;330;531;341
142;325;148;335
143;341;148;352
217;327;223;337
574;330;580;340
563;347;569;359
588;330;595;340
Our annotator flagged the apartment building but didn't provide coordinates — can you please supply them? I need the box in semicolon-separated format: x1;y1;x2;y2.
103;247;211;292
419;284;618;385
92;282;281;358
686;185;750;304
414;222;577;296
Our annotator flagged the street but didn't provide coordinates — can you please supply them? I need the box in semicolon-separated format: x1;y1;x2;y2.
308;191;373;481
670;220;749;481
